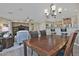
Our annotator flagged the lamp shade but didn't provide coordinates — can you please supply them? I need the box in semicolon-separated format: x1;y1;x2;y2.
51;5;56;11
44;9;48;13
54;12;57;16
44;9;49;15
44;4;62;18
58;8;62;13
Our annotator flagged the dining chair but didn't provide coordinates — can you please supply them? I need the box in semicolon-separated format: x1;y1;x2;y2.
40;30;46;36
57;31;78;56
51;29;56;35
29;31;39;55
61;28;68;38
29;31;38;38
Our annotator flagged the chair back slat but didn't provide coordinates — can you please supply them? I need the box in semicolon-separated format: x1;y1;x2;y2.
40;30;46;36
30;31;38;38
64;31;78;56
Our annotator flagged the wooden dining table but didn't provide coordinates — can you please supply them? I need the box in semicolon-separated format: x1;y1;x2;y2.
24;35;69;56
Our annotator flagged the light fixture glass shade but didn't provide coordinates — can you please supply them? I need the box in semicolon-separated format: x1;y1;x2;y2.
44;4;62;18
44;9;49;16
51;5;56;11
46;12;49;15
44;9;48;13
58;8;62;13
54;12;57;16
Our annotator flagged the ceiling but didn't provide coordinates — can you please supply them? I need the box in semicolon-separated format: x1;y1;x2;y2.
0;3;79;21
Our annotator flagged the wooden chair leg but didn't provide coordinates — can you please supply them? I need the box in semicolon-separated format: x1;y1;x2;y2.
71;48;73;56
70;48;73;56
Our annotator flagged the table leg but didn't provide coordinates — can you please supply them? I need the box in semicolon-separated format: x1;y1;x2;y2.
24;41;27;56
